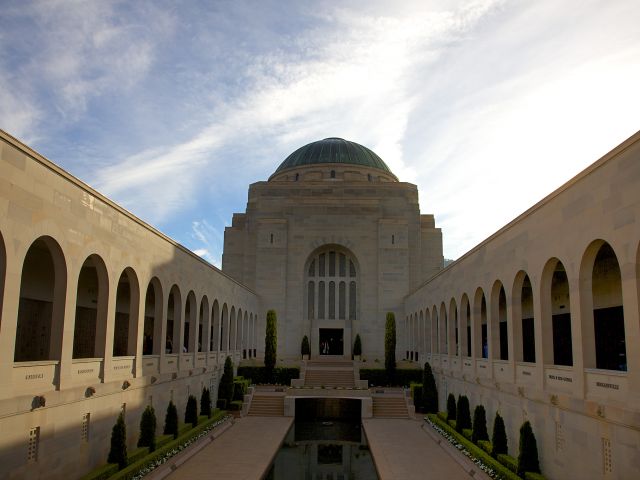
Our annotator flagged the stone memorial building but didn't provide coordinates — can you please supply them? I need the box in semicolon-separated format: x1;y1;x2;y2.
0;129;639;479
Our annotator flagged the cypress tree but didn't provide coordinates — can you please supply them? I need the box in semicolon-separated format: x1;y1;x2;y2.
384;312;396;383
447;393;456;421
517;421;541;476
163;401;178;439
301;335;310;358
265;310;277;380
200;387;212;418
353;334;362;357
107;412;127;470
456;395;471;432
422;362;439;413
492;412;508;457
185;394;198;428
137;405;157;452
219;356;235;406
472;405;489;444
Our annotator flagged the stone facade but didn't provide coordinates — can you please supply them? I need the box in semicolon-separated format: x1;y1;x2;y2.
223;161;443;360
405;130;640;479
0;130;258;479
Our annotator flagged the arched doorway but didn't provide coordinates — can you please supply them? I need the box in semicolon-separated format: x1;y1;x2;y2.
305;245;358;357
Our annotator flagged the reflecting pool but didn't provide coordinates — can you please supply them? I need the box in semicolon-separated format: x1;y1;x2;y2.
266;420;379;480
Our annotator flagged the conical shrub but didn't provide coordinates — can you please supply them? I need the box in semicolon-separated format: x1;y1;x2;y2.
200;387;212;419
163;401;178;439
385;313;396;383
472;405;489;443
107;412;127;469
185;395;198;428
219;356;235;406
265;310;277;379
447;393;456;421
137;405;157;451
456;395;471;432
492;412;508;457
422;362;438;413
517;421;541;476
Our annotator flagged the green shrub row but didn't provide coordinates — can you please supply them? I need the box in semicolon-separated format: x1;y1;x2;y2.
498;453;518;474
236;366;300;385
427;414;522;480
81;411;226;480
233;376;250;401
359;368;422;387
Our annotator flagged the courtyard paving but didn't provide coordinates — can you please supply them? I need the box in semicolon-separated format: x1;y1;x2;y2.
363;418;488;480
163;416;293;480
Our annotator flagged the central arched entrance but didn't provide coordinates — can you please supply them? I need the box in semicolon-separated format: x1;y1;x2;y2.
305;245;358;358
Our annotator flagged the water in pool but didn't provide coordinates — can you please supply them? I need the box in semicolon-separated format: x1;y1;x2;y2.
266;420;379;480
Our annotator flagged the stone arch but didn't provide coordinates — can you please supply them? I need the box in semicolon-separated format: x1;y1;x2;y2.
73;254;109;359
236;308;243;350
184;291;197;353
143;277;163;355
211;300;220;352
113;267;140;357
220;303;228;351
460;294;471;357
449;298;458;356
439;302;448;354
474;288;488;359
490;280;508;361
305;244;359;357
512;271;535;363
541;258;572;366
15;236;67;361
419;310;424;358
198;295;209;352
0;231;5;330
580;240;627;371
431;305;439;354
242;311;249;358
229;306;236;352
166;285;182;354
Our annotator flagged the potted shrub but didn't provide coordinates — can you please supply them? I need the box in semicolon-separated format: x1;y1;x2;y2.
353;334;362;361
301;335;310;360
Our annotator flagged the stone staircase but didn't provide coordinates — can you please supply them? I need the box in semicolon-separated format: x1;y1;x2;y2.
372;395;409;418
304;360;355;388
247;393;284;416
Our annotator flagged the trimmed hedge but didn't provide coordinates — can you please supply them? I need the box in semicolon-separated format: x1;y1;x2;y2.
462;428;472;441
81;411;226;480
236;366;300;386
359;368;422;387
427;414;521;480
525;473;546;480
498;453;518;474
229;400;243;411
478;439;492;455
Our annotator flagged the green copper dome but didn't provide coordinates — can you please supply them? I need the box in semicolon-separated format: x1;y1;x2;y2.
274;137;393;175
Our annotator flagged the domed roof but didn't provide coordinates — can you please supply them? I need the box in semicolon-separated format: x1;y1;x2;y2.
273;137;393;175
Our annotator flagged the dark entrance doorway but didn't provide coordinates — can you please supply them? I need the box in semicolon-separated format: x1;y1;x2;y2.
319;328;344;355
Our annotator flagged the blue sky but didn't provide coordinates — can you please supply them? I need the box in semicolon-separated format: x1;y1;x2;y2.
1;0;639;265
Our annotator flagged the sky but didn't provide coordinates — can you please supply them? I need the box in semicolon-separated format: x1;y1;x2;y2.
1;0;639;266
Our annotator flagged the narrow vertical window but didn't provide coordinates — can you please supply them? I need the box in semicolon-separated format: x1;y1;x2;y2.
308;281;315;320
329;281;336;319
319;254;325;277
339;254;346;277
329;252;335;276
602;438;612;473
339;282;346;319
349;260;356;277
318;282;325;318
270;233;274;244
392;234;395;245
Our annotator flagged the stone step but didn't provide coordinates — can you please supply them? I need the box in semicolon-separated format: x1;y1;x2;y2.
304;369;354;387
248;395;284;416
372;396;408;418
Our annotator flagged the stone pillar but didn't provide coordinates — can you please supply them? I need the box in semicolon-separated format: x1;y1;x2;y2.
58;263;80;390
102;274;118;383
0;247;20;399
620;261;640;399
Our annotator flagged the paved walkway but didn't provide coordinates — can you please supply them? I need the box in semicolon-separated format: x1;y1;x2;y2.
363;418;484;480
166;416;293;480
